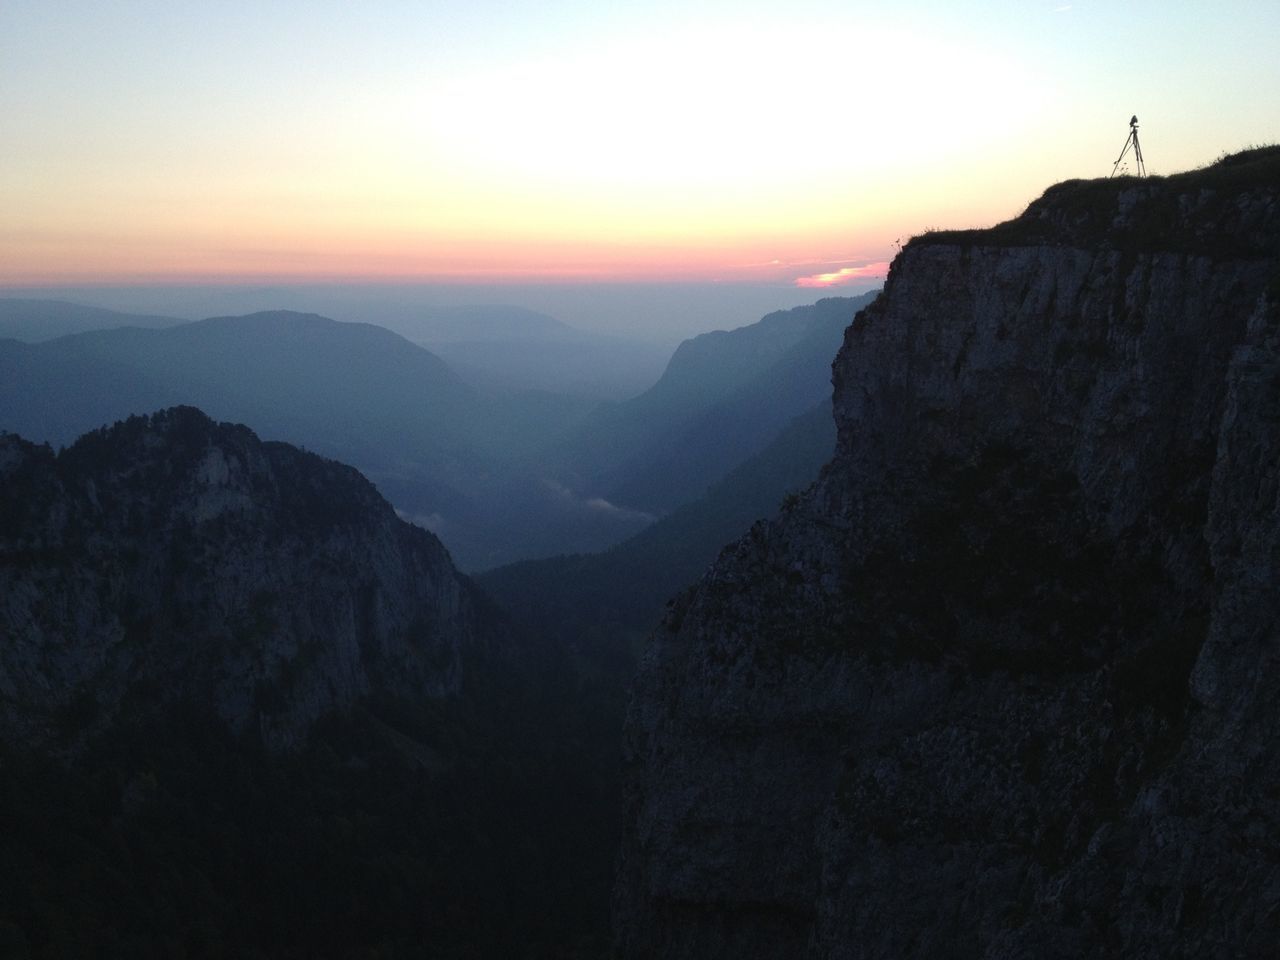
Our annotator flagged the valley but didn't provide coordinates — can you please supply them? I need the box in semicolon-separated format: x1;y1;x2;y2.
0;293;872;570
0;288;873;958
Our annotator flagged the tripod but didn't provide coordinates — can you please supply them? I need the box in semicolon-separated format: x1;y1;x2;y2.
1110;115;1146;178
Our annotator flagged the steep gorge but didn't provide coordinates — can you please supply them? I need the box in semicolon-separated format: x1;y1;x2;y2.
614;148;1280;958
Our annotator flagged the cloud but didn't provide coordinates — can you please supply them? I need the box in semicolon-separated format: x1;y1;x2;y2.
584;496;655;522
541;478;655;523
741;254;877;271
794;262;890;288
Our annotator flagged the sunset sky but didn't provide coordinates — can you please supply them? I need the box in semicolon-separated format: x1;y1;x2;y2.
2;0;1277;291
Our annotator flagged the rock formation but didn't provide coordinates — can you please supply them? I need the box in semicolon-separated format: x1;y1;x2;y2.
0;406;493;749
615;147;1280;958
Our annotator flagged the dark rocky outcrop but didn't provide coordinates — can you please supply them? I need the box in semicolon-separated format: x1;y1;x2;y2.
0;408;634;958
615;147;1280;958
0;406;493;750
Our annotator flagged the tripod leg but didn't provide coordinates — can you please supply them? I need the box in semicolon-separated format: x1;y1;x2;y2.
1111;132;1134;177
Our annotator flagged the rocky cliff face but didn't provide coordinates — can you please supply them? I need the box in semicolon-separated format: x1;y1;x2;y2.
0;406;492;749
615;148;1280;958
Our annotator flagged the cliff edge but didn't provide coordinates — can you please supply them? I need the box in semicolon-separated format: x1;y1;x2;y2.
615;147;1280;958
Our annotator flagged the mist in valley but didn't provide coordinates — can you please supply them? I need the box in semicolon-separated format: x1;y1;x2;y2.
0;289;876;570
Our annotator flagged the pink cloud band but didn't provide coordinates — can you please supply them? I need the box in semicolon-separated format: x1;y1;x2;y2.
794;262;890;288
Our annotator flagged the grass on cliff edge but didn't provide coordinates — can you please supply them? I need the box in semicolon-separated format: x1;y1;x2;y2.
907;144;1280;253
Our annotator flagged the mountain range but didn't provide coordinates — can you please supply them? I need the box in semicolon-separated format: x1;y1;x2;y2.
0;298;182;341
0;294;872;569
7;146;1275;959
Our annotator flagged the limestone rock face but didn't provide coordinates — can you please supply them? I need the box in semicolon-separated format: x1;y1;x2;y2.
0;406;492;749
615;150;1280;958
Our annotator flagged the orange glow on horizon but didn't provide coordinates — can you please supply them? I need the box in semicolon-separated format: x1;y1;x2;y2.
5;5;1277;293
0;221;901;287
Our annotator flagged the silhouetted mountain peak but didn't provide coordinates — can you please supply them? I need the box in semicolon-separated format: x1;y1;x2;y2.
0;406;493;749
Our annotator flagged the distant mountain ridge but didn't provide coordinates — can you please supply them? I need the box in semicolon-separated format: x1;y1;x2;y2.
0;309;639;568
0;297;880;568
547;293;878;513
0;298;182;341
0;310;476;452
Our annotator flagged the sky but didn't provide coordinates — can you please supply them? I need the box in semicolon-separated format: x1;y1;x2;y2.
2;0;1278;297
